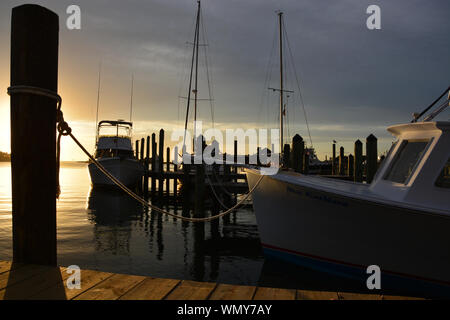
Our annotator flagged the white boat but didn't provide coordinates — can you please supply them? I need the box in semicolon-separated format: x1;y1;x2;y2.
88;120;143;187
247;118;450;293
247;11;450;295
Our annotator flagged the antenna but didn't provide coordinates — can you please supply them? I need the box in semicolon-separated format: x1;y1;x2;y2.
129;74;134;122
94;62;102;145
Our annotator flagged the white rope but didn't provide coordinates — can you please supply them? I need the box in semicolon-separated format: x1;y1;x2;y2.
7;85;265;222
70;131;264;222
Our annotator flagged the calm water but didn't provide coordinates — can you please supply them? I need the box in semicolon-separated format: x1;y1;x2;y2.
0;161;391;293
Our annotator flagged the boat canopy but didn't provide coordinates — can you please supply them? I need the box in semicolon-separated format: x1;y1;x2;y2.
369;121;450;211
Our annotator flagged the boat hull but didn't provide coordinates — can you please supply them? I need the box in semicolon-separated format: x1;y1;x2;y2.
246;169;450;296
88;157;143;187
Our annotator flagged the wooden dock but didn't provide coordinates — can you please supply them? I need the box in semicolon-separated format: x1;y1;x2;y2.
0;261;423;300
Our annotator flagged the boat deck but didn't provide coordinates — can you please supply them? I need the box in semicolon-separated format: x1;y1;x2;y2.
0;261;422;300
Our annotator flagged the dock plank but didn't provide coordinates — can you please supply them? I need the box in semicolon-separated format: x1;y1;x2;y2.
0;261;13;275
32;269;114;300
74;273;146;300
165;280;216;300
119;277;180;300
337;292;382;300
209;283;256;300
0;264;51;291
0;266;67;300
253;287;296;300
297;290;339;300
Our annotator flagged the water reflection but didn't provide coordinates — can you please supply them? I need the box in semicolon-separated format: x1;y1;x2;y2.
86;184;264;283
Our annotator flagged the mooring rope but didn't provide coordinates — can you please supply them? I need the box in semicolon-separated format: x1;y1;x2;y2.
7;85;264;222
7;85;64;198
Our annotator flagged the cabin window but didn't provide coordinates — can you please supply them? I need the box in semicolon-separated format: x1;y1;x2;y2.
435;158;450;189
384;139;430;184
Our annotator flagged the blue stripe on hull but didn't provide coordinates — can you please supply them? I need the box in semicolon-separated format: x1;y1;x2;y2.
263;246;450;298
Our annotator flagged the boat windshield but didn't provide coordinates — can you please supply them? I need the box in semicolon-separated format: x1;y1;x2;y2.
98;122;132;138
384;139;431;184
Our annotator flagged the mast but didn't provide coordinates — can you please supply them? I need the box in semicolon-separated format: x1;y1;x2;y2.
278;11;284;164
183;0;201;149
95;62;102;144
129;74;134;122
194;0;200;139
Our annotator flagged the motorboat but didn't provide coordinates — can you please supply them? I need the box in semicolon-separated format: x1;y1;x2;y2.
88;120;143;187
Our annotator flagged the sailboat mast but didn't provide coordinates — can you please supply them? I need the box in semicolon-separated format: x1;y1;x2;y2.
183;0;201;149
129;74;134;122
193;0;201;139
95;62;102;144
278;11;284;163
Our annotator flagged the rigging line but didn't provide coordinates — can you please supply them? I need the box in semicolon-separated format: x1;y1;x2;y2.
282;18;313;148
183;2;201;149
177;42;192;128
258;19;278;128
200;8;215;129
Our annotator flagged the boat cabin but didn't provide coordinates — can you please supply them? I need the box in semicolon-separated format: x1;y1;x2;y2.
370;121;450;212
95;120;134;159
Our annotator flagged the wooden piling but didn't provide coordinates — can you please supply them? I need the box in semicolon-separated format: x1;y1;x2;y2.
151;133;156;198
158;129;164;199
283;144;290;168
339;146;345;175
10;4;59;266
354;139;363;182
348;154;354;179
140;138;145;162
303;151;309;175
166;147;170;198
173;147;178;199
144;136;150;198
291;134;304;173
135;140;139;160
332;142;336;175
366;134;378;183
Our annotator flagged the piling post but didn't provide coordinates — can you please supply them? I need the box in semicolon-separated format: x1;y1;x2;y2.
354;139;363;182
348;154;354;179
332;142;336;175
10;4;59;265
135;140;139;159
291;134;304;173
366;134;378;183
158;129;164;199
303;151;309;175
151;133;156;198
144;136;150;198
234;140;238;171
173;146;178;200
339;146;345;175
166;147;170;198
283;144;290;169
182;162;191;214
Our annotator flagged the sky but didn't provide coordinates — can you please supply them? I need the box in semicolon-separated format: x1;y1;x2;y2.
0;0;449;160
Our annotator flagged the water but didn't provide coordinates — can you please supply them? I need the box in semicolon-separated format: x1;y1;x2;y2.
0;161;388;293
